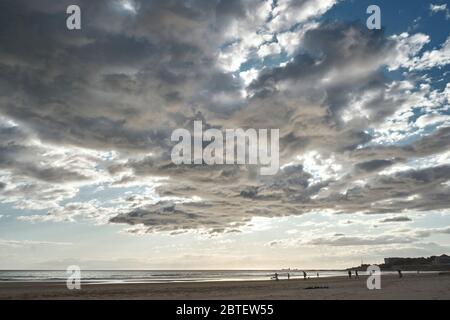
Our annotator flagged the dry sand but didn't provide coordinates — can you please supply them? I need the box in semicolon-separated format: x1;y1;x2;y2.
0;273;449;300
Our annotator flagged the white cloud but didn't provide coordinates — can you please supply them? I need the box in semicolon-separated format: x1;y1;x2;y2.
416;113;449;128
430;4;447;13
277;23;318;54
268;0;338;32
388;32;430;71
257;42;282;58
0;239;72;248
412;36;450;70
239;68;259;86
217;41;250;72
297;151;344;185
217;0;337;72
390;33;450;71
120;0;138;14
429;3;449;18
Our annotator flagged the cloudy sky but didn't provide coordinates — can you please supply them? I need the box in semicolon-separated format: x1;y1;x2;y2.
0;0;449;270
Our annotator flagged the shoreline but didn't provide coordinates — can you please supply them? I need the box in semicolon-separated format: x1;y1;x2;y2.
0;273;449;300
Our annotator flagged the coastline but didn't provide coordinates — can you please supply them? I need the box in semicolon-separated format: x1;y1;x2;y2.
1;273;449;300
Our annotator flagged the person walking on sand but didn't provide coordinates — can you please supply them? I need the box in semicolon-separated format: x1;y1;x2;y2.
287;273;290;280
274;272;279;281
303;271;307;280
348;270;352;278
397;270;403;278
355;270;359;278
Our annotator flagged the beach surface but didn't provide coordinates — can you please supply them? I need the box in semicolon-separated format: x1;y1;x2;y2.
0;273;449;300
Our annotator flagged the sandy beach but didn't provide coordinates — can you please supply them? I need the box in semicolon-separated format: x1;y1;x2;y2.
0;273;449;300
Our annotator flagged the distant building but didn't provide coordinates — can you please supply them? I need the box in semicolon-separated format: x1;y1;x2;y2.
384;256;430;266
433;254;450;265
384;257;405;265
384;255;450;267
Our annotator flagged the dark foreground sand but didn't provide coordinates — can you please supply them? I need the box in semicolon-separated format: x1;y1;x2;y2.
0;273;449;300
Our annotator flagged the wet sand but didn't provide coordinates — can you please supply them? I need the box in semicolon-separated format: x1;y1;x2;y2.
0;273;449;300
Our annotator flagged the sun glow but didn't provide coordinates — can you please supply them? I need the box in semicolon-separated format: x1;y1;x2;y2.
120;0;137;14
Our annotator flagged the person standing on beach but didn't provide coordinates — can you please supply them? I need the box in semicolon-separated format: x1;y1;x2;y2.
397;270;403;278
303;271;307;280
348;270;352;278
355;270;359;278
317;272;319;278
287;273;290;280
274;272;279;281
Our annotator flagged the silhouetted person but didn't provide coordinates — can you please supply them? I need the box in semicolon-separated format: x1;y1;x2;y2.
303;271;307;280
397;270;403;278
274;272;279;281
317;272;319;278
287;273;290;280
355;270;359;278
348;270;352;278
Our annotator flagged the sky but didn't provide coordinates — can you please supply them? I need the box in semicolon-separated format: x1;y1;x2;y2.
0;0;449;270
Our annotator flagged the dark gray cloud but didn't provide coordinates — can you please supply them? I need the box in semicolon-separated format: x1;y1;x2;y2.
0;0;246;153
380;216;412;223
0;145;89;183
0;125;89;183
306;235;417;246
249;22;400;124
356;159;395;172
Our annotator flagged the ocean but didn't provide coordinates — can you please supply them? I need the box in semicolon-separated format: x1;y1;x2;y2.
0;270;430;284
0;270;347;284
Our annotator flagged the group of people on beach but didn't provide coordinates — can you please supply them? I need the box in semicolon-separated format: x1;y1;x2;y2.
348;269;402;278
348;270;359;278
273;269;404;280
272;271;320;281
